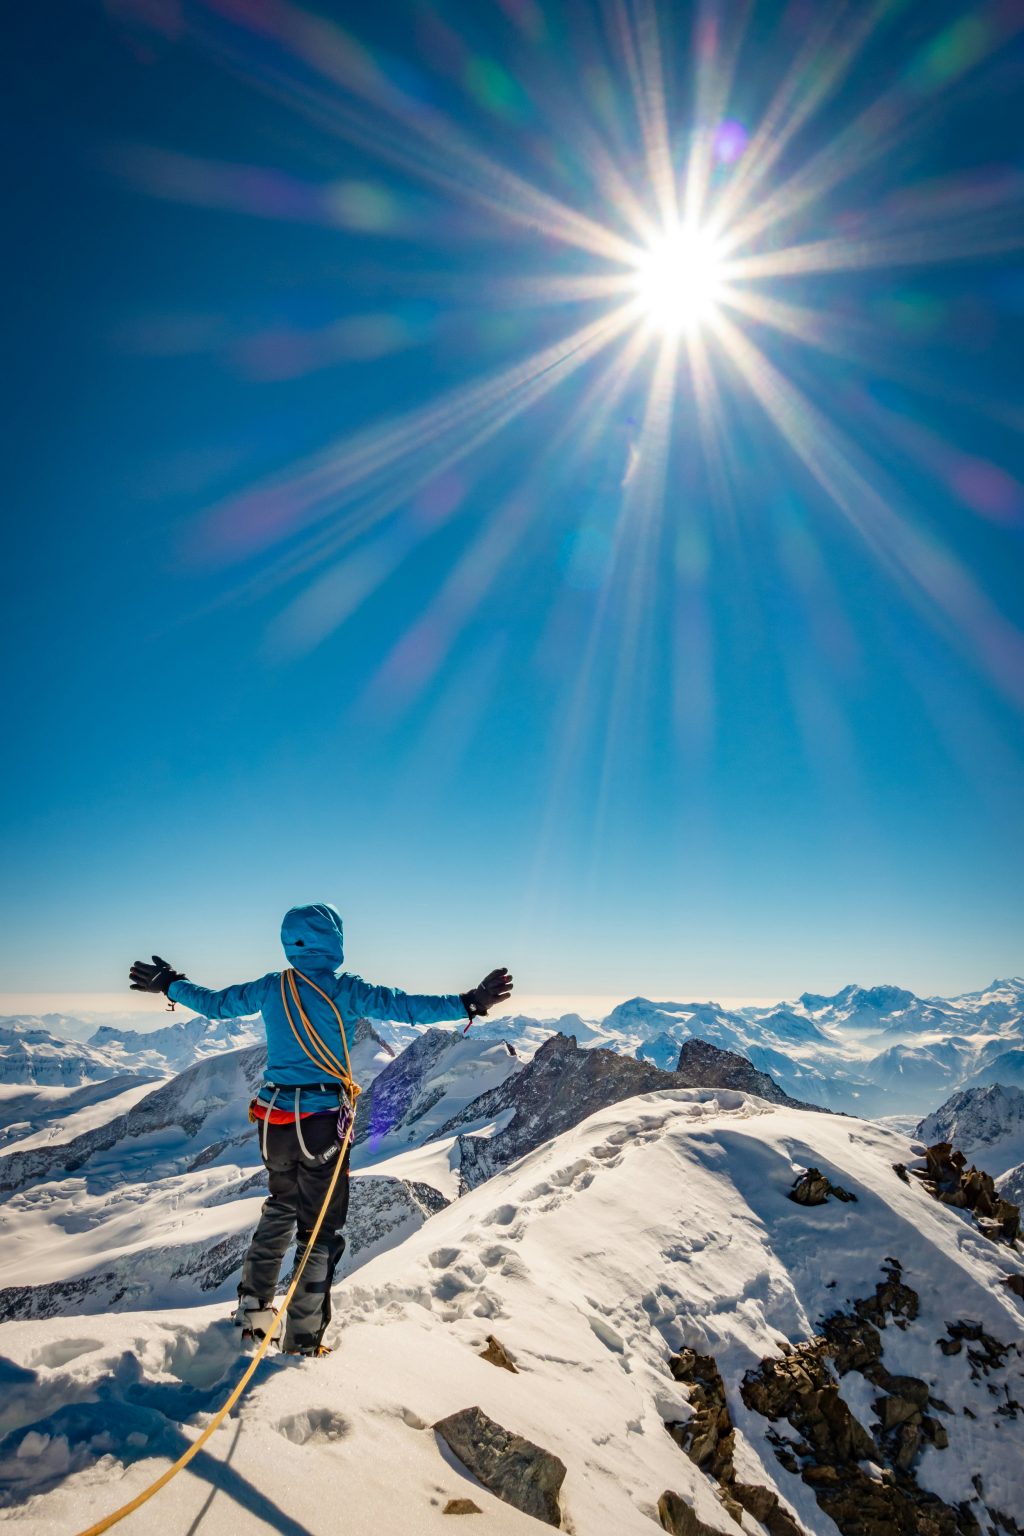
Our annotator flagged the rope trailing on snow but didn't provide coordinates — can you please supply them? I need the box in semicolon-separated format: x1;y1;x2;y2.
74;971;360;1536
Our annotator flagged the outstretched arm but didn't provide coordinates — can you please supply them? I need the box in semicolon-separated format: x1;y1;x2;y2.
129;955;268;1020
167;976;269;1020
334;967;512;1027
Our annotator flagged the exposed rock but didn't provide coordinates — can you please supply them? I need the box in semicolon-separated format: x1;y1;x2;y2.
443;1498;482;1515
433;1405;565;1527
664;1350;801;1536
675;1039;816;1109
852;1257;919;1329
442;1033;819;1193
893;1163;910;1183
479;1334;518;1373
445;1035;680;1191
1002;1274;1024;1298
789;1168;857;1206
657;1490;723;1536
741;1334;979;1536
908;1143;1020;1244
938;1321;1013;1381
666;1349;734;1480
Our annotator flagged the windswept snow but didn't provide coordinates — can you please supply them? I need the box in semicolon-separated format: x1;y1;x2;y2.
1;1090;1021;1533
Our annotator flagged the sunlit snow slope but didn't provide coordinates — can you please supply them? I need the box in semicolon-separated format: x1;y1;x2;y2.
2;1090;1021;1535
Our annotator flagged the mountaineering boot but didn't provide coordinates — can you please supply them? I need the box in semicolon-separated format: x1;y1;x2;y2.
233;1293;283;1343
283;1343;332;1358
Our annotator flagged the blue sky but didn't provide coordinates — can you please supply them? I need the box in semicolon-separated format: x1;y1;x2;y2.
2;0;1023;1006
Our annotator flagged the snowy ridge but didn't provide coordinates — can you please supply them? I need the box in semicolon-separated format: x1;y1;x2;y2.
2;1090;1021;1532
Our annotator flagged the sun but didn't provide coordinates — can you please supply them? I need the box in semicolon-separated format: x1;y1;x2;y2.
632;223;726;336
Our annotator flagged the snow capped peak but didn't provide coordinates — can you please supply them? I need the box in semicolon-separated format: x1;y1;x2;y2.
799;983;917;1016
917;1083;1024;1177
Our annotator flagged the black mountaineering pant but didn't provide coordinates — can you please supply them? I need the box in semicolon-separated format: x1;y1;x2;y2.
239;1113;350;1351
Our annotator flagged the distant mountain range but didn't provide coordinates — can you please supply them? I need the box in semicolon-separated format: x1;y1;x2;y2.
3;976;1023;1119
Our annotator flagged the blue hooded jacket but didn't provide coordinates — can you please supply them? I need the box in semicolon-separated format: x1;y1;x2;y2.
167;903;467;1112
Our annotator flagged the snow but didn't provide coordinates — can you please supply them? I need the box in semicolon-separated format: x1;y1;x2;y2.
7;973;1024;1120
917;1083;1024;1176
2;1090;1021;1533
0;1079;160;1158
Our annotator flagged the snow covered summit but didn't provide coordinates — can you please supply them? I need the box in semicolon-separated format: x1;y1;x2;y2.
1;1087;1021;1534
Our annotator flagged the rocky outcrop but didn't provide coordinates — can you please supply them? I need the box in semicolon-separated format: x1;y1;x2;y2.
445;1034;675;1190
736;1259;1001;1535
742;1338;973;1535
433;1405;565;1527
664;1349;802;1536
907;1143;1020;1243
479;1335;518;1373
789;1168;857;1205
936;1321;1014;1383
443;1034;811;1193
675;1039;816;1110
656;1490;722;1536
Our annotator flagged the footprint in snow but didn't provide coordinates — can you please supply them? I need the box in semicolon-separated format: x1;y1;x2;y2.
30;1338;104;1370
275;1408;350;1445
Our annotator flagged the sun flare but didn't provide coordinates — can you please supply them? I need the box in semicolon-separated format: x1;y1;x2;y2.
632;224;726;336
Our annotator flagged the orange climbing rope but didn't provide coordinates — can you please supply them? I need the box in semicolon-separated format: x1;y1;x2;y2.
74;970;360;1536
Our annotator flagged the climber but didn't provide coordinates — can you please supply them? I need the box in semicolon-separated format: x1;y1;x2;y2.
129;902;512;1356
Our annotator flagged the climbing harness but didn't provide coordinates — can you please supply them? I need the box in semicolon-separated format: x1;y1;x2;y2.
74;970;360;1536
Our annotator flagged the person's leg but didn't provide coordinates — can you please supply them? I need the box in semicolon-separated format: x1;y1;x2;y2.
282;1115;351;1352
238;1121;300;1307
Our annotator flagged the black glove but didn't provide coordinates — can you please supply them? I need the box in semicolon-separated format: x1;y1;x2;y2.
461;967;513;1021
129;955;186;996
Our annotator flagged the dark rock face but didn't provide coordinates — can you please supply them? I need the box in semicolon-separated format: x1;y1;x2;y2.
440;1033;813;1193
442;1034;675;1191
433;1405;565;1527
664;1349;802;1536
350;1016;395;1054
657;1490;722;1536
739;1260;990;1536
789;1168;857;1205
907;1144;1020;1244
675;1039;811;1109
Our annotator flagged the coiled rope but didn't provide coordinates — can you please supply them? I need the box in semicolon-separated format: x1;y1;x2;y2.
75;970;359;1536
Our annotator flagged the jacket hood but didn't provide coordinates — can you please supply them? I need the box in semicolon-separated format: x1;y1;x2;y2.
281;903;345;972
